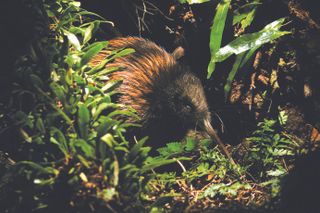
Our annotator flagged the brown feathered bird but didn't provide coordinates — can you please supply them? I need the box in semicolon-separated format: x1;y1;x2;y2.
91;37;233;162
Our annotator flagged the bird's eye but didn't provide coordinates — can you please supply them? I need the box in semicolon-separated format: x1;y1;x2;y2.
185;103;192;112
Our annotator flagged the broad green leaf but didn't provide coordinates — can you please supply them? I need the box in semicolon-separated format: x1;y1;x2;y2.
50;127;69;156
81;41;108;66
35;118;45;134
113;48;135;58
86;58;112;75
19;128;32;143
78;104;90;139
71;139;95;158
212;18;290;63
83;22;94;45
96;117;119;137
93;102;112;120
222;44;259;100
101;133;115;148
207;0;231;78
65;54;81;67
127;137;149;162
64;30;81;51
70;1;81;7
96;67;120;76
69;26;85;36
108;109;139;120
50;82;66;103
101;80;121;93
98;140;107;159
78;104;90;124
86;48;134;75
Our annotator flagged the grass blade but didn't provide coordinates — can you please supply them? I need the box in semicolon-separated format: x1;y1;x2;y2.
207;0;231;78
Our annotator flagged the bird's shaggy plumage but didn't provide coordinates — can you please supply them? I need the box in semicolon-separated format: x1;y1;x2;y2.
91;37;230;153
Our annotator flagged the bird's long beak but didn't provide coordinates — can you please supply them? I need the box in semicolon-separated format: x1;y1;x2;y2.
202;118;236;165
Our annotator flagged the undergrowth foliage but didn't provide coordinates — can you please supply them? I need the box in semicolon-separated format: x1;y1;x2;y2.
244;119;297;180
0;0;304;212
0;0;152;212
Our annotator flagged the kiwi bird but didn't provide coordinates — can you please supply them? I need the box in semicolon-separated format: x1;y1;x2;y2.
91;37;233;162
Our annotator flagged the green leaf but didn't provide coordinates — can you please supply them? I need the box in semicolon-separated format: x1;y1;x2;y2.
29;74;44;88
86;48;134;75
96;116;119;137
79;11;106;20
78;104;90;139
14;161;56;175
98;188;117;202
65;54;81;67
207;0;231;78
185;137;197;151
88;66;119;76
278;110;288;126
267;169;286;177
50;103;73;125
113;48;135;58
35;118;45;134
19;128;32;143
83;23;94;45
239;45;260;68
111;151;120;186
223;52;246;99
202;183;225;198
108;109;139;120
70;1;81;7
239;9;256;30
232;1;261;27
212;18;290;63
64;30;81;51
12;111;28;126
178;0;210;4
127;137;149;162
101;133;115;148
77;154;91;168
101;80;121;93
78;104;90;123
93;102;114;121
50;82;66;103
50;127;69;156
81;41;108;66
71;139;95;158
167;142;184;153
